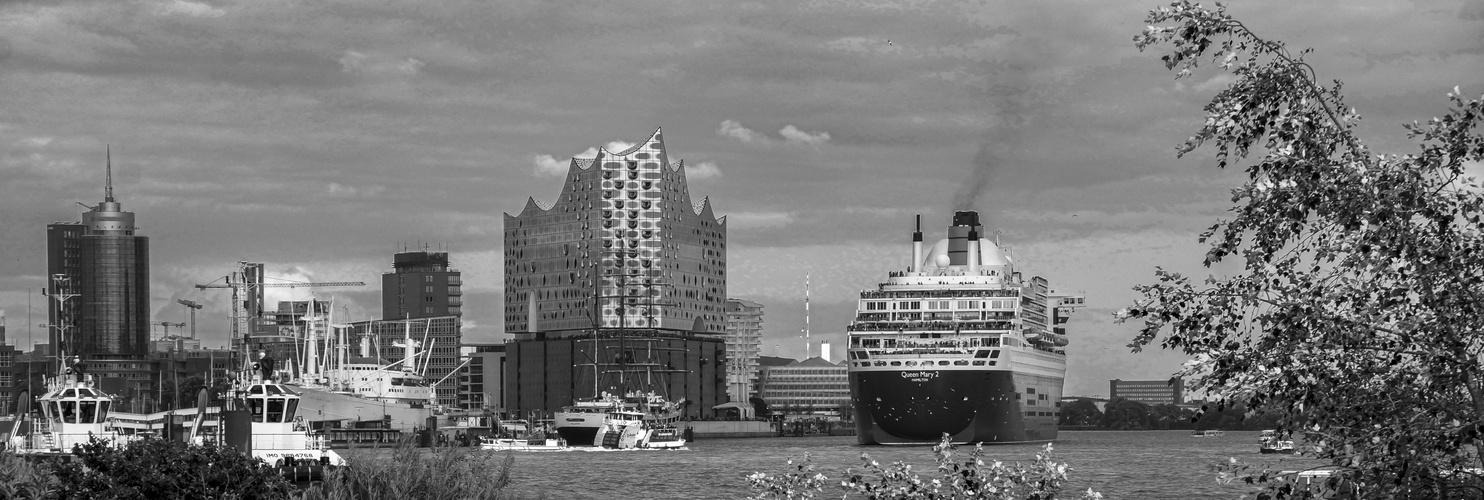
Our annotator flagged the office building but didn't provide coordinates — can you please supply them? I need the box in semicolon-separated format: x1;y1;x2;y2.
1110;378;1184;405
724;298;763;403
46;152;150;360
758;357;850;416
502;128;728;417
456;343;506;413
382;250;462;320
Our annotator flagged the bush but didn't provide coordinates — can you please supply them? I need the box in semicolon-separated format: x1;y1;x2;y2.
298;441;516;500
748;434;1102;499
50;437;293;500
0;451;62;499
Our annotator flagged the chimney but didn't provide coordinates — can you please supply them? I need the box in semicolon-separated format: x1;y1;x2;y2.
948;211;979;266
911;215;923;272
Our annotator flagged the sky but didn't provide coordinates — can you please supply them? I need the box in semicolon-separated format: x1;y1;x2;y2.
0;0;1479;398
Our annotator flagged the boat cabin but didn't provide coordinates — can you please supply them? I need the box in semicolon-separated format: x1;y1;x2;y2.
41;386;113;425
243;383;300;424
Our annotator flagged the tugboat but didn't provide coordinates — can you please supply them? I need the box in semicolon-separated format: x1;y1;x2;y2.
846;212;1084;445
215;351;345;473
5;356;138;457
591;392;686;450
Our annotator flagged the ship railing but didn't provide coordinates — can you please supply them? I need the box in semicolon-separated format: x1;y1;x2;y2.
848;321;1014;332
859;289;1019;299
864;348;974;356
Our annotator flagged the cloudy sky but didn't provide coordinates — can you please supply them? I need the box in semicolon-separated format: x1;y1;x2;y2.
1;0;1479;397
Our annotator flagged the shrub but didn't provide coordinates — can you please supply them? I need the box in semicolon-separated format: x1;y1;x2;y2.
0;450;62;499
748;434;1102;499
297;441;516;500
50;437;293;500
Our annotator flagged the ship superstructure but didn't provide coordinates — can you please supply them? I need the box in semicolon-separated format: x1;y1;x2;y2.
847;211;1083;445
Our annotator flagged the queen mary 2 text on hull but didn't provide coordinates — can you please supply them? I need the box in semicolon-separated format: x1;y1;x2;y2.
846;211;1084;445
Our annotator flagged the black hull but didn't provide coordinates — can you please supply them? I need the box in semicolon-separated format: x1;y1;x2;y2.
851;369;1059;445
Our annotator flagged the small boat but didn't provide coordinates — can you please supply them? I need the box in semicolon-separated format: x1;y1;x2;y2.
1259;429;1296;454
479;436;569;452
1191;429;1225;437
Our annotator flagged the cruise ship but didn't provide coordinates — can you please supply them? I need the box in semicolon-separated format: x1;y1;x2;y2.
847;211;1083;445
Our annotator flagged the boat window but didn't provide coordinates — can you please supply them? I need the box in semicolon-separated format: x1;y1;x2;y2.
890;361;901;366
991;350;1001;358
59;401;77;423
905;361;917;366
250;385;265;395
248;399;265;422
267;398;286;423
954;360;969;366
99;400;111;419
938;361;950;366
972;361;986;366
286;399;299;420
78;401;98;423
874;361;886;366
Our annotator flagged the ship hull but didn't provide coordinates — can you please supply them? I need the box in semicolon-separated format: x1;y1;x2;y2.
851;369;1060;445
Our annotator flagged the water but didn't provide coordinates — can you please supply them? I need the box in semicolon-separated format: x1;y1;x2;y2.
347;430;1328;499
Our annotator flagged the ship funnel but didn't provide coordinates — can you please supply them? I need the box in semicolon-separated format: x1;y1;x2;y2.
948;211;980;266
967;228;980;273
911;215;923;272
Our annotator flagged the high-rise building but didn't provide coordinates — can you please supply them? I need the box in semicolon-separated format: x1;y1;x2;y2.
382;251;463;320
724;298;764;403
47;151;150;360
502;128;729;417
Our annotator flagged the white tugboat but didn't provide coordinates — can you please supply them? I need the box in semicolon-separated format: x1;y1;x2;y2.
219;352;345;468
6;356;138;457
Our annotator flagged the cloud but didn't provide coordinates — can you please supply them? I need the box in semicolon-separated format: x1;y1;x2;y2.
325;183;386;197
718;120;767;144
686;161;721;180
532;154;566;177
338;50;424;76
780;125;830;147
157;0;226;18
532;140;641;177
726;211;794;229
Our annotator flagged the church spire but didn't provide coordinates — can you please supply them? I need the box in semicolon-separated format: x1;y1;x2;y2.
105;145;115;203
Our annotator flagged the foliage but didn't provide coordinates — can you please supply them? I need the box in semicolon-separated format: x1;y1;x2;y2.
0;451;61;499
1125;1;1484;497
49;437;292;500
1056;399;1102;427
297;440;516;500
1099;398;1152;430
747;434;1102;499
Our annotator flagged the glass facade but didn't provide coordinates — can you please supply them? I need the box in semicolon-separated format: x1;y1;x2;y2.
503;128;727;337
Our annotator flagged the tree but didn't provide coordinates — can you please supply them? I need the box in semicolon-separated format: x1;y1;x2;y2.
1123;1;1484;497
1058;399;1103;427
1099;397;1152;430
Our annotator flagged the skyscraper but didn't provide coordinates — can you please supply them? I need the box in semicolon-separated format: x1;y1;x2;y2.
47;151;150;360
502;128;728;417
382;250;462;320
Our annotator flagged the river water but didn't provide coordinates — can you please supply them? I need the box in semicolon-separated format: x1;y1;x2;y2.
348;430;1329;499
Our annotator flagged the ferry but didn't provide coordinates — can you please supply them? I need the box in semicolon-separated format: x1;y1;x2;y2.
847;211;1083;445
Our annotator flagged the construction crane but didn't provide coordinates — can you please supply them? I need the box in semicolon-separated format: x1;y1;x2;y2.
177;299;202;339
194;261;364;351
153;321;186;339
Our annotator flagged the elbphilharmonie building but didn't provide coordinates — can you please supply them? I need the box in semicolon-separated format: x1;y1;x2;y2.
503;128;729;417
